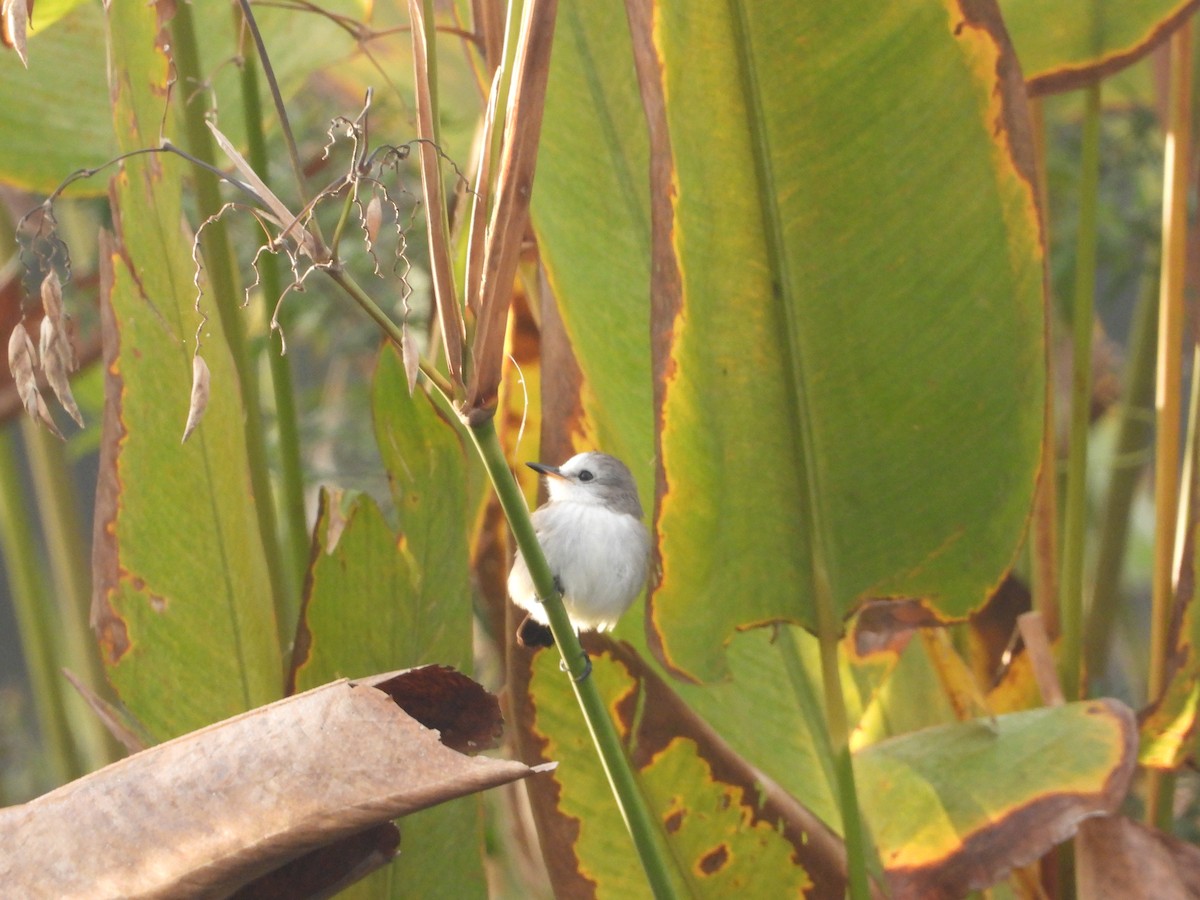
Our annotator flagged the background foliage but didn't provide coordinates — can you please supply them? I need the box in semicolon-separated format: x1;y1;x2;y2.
1;0;1199;897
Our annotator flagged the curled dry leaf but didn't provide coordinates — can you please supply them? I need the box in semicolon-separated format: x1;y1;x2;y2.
1;0;30;68
182;354;210;443
0;666;550;898
7;323;63;439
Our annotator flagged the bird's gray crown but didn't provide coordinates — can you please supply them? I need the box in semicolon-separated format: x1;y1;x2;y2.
535;451;644;518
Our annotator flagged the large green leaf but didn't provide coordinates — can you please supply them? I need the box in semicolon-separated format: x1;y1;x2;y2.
91;0;280;739
644;0;1045;682
291;345;482;899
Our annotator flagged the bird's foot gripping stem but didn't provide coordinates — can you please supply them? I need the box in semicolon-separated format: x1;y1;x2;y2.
560;650;592;682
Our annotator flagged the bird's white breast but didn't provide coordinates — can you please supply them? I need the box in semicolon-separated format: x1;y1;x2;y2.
508;501;650;632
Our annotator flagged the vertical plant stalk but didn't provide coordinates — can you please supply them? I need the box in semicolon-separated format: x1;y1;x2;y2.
1085;278;1157;678
19;420;118;770
0;428;81;784
170;4;292;649
237;13;310;629
468;418;680;899
1028;97;1060;636
1146;21;1193;830
409;0;466;388
1059;82;1101;703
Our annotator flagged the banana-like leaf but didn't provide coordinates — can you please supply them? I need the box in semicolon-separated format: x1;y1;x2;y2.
639;0;1045;682
91;0;280;740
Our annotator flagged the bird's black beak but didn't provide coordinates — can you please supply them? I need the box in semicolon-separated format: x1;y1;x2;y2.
526;461;564;479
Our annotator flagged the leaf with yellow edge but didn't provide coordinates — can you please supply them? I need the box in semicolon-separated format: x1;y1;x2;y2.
857;699;1137;898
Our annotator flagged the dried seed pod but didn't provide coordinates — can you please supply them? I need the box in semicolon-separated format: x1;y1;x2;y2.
182;354;211;443
39;317;84;427
365;194;383;248
401;325;420;395
1;0;31;68
8;323;63;439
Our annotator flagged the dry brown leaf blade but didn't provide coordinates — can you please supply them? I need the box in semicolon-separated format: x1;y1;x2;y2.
182;353;210;443
7;322;63;438
465;0;559;422
408;0;465;389
206;120;320;258
0;667;548;898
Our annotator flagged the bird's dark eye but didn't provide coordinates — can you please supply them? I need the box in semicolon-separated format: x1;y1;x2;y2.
578;469;594;482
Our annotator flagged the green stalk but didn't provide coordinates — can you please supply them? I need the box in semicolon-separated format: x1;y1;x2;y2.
467;418;681;900
1059;82;1101;703
237;26;309;627
170;5;293;653
1084;277;1157;680
19;420;118;770
0;427;80;784
1147;21;1193;829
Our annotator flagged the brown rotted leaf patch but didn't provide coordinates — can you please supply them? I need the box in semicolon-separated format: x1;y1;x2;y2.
852;597;946;657
89;230;129;659
0;667;544;898
1077;814;1200;899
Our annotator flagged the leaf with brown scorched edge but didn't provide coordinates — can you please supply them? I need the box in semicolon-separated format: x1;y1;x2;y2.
528;0;654;469
1076;814;1200;898
638;0;1044;683
856;699;1136;899
0;668;548;897
514;636;855;898
1001;0;1198;95
291;344;479;900
90;0;279;740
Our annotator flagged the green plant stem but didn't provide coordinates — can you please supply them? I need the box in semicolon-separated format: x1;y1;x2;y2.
171;4;293;652
0;426;80;784
813;564;871;900
238;29;309;630
467;417;680;899
1085;277;1157;680
1059;81;1101;703
19;420;118;770
1147;21;1193;829
326;267;455;398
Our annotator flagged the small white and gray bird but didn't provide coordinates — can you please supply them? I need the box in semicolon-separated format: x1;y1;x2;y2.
508;451;651;648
